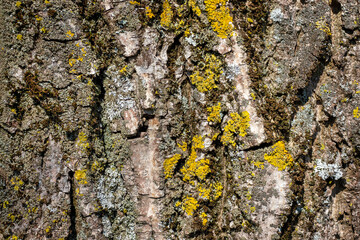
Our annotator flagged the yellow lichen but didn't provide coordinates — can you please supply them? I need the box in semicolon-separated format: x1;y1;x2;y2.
16;34;22;40
91;160;103;172
164;154;181;179
177;141;187;152
221;111;250;146
15;1;21;7
252;160;264;169
264;141;293;171
160;0;173;28
3;200;9;208
181;196;199;216
353;107;359;118
181;135;211;181
66;30;74;38
189;0;201;16
190;54;222;92
197;181;222;201
45;226;51;233
76;131;90;150
315;17;331;36
181;150;210;181
69;58;77;67
204;0;234;38
129;0;140;5
207;102;221;123
192;135;204;149
201;212;208;225
145;6;155;18
8;235;18;240
10;177;24;191
75;169;88;184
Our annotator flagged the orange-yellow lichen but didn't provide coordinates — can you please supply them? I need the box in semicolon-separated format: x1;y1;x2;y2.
201;212;208;225
160;0;173;27
164;154;181;179
129;0;140;5
192;135;204;149
204;0;234;38
145;6;155;18
189;0;201;16
264;141;294;171
10;177;24;191
16;34;22;40
315;17;331;36
207;102;221;123
252;160;264;169
353;107;359;118
66;30;74;38
181;196;199;216
190;54;222;92
221;111;250;146
178;141;188;152
197;181;223;201
181;150;210;181
75;169;88;184
76;131;90;150
181;135;211;181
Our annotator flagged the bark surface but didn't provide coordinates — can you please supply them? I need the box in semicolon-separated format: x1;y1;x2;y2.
1;0;360;239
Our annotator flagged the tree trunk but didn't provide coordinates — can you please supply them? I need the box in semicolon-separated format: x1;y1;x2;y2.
1;0;360;239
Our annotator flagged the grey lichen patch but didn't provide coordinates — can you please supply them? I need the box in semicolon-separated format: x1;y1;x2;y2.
314;159;343;180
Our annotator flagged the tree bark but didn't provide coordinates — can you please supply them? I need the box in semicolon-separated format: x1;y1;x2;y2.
1;0;360;239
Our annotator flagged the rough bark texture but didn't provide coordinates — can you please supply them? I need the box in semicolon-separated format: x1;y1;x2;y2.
1;0;360;239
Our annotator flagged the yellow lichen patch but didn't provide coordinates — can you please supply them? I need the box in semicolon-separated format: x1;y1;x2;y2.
16;1;21;7
160;0;173;28
3;200;9;208
8;235;18;240
201;212;208;225
76;131;90;150
251;160;264;169
192;135;204;149
197;181;222;201
164;154;181;179
69;58;77;67
264;141;294;171
212;181;223;200
181;150;210;181
10;177;24;191
204;0;234;38
221;111;250;146
181;196;199;216
66;30;74;38
146;6;155;18
190;54;222;92
45;226;51;233
178;141;187;152
353;107;360;118
181;135;211;181
75;169;88;184
189;0;201;16
315;17;331;36
129;0;140;5
16;34;23;40
211;132;219;141
207;102;221;123
91;160;103;172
